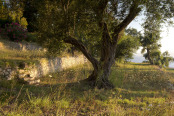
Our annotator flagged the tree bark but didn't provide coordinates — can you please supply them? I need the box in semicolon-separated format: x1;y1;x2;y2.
147;48;154;64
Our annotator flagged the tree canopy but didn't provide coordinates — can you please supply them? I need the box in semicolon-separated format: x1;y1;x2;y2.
0;0;28;28
34;0;174;88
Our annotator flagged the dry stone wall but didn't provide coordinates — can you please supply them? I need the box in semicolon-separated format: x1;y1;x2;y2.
0;39;86;84
0;67;16;80
0;55;86;84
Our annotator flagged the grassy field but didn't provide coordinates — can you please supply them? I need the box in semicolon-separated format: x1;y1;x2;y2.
0;62;174;116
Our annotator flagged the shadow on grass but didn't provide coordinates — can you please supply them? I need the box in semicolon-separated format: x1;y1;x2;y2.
0;78;171;116
0;62;172;110
166;68;174;71
131;63;151;66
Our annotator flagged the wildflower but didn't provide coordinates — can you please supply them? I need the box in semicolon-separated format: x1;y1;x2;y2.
148;104;152;107
5;23;28;42
14;23;18;25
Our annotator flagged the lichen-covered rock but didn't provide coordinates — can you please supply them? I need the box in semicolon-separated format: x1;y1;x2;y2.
18;74;26;78
6;68;12;72
28;79;40;85
23;77;35;81
7;70;16;80
19;69;25;73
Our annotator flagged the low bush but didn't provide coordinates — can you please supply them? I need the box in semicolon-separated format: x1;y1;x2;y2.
25;33;38;42
4;23;28;42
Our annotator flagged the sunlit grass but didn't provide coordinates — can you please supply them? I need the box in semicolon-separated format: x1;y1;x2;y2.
0;62;174;115
0;36;174;115
0;47;45;60
40;63;92;85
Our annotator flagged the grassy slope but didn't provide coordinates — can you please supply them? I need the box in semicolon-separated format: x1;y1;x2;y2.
0;38;46;68
0;62;174;116
0;38;81;68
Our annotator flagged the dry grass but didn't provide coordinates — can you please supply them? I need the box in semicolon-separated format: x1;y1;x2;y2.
0;62;174;116
0;36;174;115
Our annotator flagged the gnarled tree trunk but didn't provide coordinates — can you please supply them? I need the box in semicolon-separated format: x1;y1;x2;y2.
86;45;117;88
64;1;141;89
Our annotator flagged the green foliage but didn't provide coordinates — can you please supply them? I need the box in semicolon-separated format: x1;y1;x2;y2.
19;17;28;28
23;0;43;32
116;28;140;61
161;51;173;67
0;0;11;28
25;33;38;42
34;0;174;59
8;0;28;28
4;22;28;42
0;0;8;20
0;18;12;28
0;0;28;29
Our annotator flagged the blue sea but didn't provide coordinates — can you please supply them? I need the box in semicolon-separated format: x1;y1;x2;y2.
169;63;174;68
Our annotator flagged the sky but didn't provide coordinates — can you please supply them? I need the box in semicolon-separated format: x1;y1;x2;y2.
127;15;174;66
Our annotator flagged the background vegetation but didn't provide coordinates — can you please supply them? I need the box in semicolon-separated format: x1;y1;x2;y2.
0;0;174;115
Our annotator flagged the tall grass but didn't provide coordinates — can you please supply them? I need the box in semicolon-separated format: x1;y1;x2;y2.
0;62;174;115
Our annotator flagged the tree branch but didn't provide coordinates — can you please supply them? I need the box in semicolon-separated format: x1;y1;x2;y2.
113;3;141;43
64;36;99;69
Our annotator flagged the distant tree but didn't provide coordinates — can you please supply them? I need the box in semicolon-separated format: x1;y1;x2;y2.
141;22;173;67
140;17;162;65
161;51;173;67
23;0;41;32
3;0;28;28
0;0;8;19
35;0;174;88
0;0;11;28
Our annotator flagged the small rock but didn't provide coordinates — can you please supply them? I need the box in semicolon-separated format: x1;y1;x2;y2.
18;74;26;78
4;71;9;76
7;76;12;80
19;69;25;73
28;79;40;85
23;77;35;81
7;68;12;72
2;70;6;74
35;79;40;83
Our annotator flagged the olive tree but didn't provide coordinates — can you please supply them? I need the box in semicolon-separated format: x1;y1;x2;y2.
36;0;174;88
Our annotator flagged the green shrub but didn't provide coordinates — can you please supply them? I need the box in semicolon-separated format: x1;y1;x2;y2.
0;19;12;28
25;33;38;42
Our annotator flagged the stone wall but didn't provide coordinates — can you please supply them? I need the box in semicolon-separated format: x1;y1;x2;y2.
0;39;87;84
0;55;86;84
0;39;43;51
